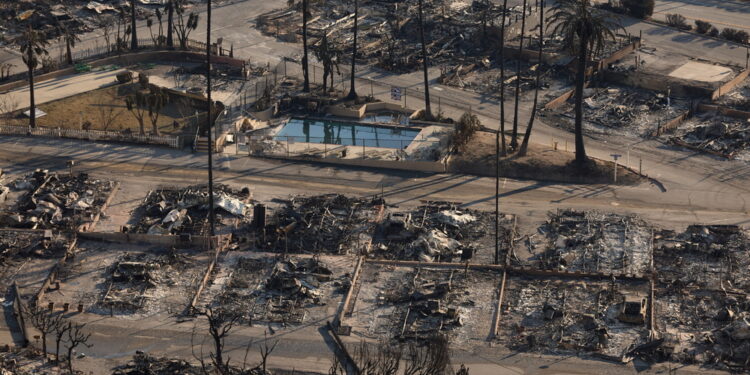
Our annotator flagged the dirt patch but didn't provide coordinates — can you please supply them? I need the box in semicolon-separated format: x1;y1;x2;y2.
12;84;205;135
449;131;643;185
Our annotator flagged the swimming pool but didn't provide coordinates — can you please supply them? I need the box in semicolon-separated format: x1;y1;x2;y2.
273;118;421;149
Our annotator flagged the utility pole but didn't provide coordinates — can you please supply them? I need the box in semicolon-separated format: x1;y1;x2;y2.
206;0;216;240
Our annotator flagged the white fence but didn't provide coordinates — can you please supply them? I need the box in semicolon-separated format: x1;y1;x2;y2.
0;125;181;148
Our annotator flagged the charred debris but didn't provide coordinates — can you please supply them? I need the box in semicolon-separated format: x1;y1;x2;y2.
131;184;251;236
214;255;344;325
0;170;115;231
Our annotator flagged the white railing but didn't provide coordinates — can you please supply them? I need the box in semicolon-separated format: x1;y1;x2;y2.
0;125;181;148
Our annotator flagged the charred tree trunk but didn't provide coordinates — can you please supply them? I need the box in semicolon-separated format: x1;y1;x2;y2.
130;0;138;50
499;0;508;156
167;0;174;48
418;0;432;119
347;0;359;100
574;30;589;165
519;0;544;156
302;0;310;92
511;0;528;150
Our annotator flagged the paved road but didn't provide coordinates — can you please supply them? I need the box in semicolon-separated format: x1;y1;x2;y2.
653;0;750;32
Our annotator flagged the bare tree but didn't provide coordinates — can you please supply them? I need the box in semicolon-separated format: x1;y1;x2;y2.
258;332;278;374
27;304;55;361
146;87;169;135
403;335;452;375
65;322;92;374
0;63;14;80
96;16;114;52
174;4;199;50
202;307;240;375
95;91;124;131
52;318;72;363
125;91;148;135
0;92;20;116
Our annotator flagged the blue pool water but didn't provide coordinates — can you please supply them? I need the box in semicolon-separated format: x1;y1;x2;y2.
274;118;421;149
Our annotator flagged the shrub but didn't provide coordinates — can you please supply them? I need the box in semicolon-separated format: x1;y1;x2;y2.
695;20;712;34
622;0;654;19
708;27;719;37
720;28;749;44
666;14;691;30
452;112;481;152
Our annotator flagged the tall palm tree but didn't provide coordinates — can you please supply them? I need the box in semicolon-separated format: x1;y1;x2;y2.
19;26;49;128
417;0;432;119
130;0;138;50
518;0;544;156
206;0;216;238
346;0;359;100
510;0;528;150
549;0;618;165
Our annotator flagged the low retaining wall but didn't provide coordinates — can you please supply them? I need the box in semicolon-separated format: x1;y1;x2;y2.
652;110;692;137
261;154;447;173
602;69;715;98
34;238;78;305
698;103;750;119
78;232;224;249
711;68;750;101
12;282;29;347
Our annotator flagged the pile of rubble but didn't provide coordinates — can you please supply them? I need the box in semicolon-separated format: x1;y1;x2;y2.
132;185;251;236
652;225;750;370
504;278;650;359
215;256;339;325
0;347;45;375
114;351;204;375
101;250;195;311
538;210;652;275
669;113;750;159
655;225;750;293
553;85;688;137
256;194;379;254
0;170;115;231
379;268;471;341
438;60;557;96
258;0;528;73
0;230;70;261
372;201;506;263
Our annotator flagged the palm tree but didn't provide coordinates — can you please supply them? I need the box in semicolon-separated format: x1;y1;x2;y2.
518;0;545;156
549;0;618;165
19;26;49;128
417;0;432;120
346;0;359;100
130;0;138;50
59;24;81;65
510;0;528;150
